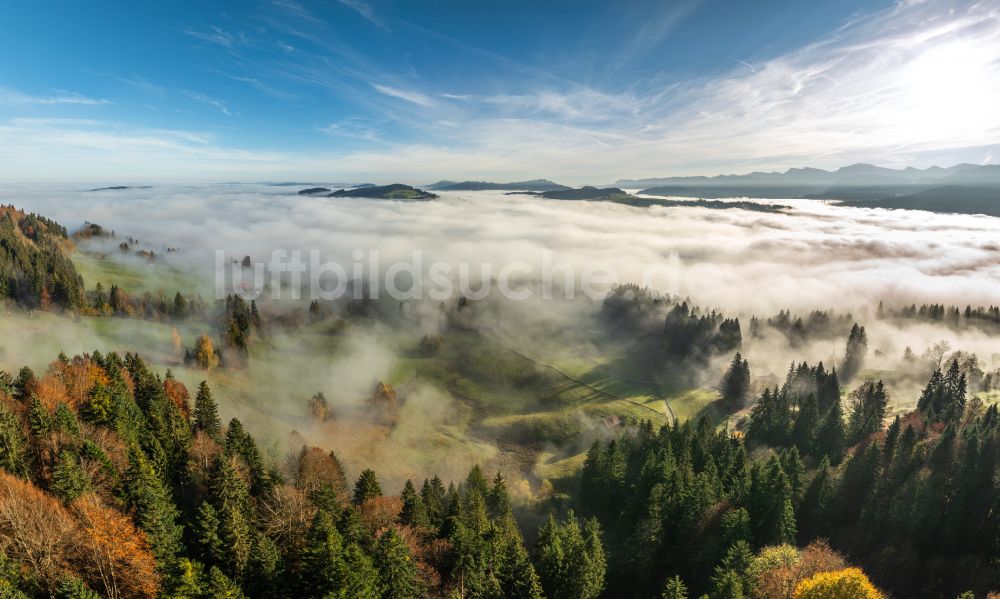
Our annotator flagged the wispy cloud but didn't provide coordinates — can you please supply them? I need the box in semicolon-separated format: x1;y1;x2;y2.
182;91;235;116
184;25;238;48
320;117;380;141
118;75;167;97
372;83;433;107
0;86;110;106
222;74;299;100
338;0;387;29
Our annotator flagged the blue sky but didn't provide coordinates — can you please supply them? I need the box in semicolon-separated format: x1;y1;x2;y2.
0;0;998;183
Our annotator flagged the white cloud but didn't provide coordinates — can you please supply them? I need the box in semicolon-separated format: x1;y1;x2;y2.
0;86;110;106
184;25;237;48
371;83;434;107
337;0;386;29
182;90;235;117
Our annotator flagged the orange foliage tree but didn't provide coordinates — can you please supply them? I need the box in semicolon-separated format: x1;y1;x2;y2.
163;374;191;419
71;495;160;599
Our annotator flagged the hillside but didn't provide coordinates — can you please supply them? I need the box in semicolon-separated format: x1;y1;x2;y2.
836;185;1000;216
0;206;84;309
325;184;438;200
619;163;1000;215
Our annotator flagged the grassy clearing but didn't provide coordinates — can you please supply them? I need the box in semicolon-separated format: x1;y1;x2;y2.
72;249;208;296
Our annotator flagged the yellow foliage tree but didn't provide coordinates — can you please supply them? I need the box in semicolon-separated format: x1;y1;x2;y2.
793;567;883;599
193;334;219;370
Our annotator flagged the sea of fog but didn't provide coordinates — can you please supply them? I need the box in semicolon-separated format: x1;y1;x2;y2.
2;183;999;314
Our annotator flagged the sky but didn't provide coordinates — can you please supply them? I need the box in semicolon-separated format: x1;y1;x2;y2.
0;0;998;183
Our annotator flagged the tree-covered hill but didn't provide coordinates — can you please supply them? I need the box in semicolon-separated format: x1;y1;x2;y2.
0;206;84;310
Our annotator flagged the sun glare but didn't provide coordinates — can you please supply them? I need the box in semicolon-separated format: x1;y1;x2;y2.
898;40;998;140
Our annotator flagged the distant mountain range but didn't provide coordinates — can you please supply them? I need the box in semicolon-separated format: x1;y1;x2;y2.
427;179;569;192
616;163;1000;190
614;163;1000;217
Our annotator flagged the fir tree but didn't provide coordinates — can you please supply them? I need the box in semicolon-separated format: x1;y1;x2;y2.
842;323;868;381
847;380;889;443
661;575;688;599
193;381;222;439
50;450;90;503
374;528;421;599
398;479;429;529
124;449;184;567
721;352;751;410
0;402;28;476
352;468;382;504
814;396;846;465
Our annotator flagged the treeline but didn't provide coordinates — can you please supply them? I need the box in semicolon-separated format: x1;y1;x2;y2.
577;361;998;597
0;350;604;599
0;208;84;310
83;282;208;321
878;301;1000;331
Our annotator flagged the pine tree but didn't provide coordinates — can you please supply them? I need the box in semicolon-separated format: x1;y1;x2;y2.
534;512;606;599
209;456;253;579
421;476;446;528
352;468;382;504
195;501;225;566
398;479;429;529
814;396;846;465
83;380;114;425
299;510;347;597
0;402;28;476
124;449;184;567
194;381;222;439
722;353;751;410
661;575;688;599
13;366;36;401
246;532;282;598
374;528;421;599
710;540;752;599
798;457;835;540
499;537;544;599
206;566;246;598
841;323;868;381
51;450;89;503
847;380;889;443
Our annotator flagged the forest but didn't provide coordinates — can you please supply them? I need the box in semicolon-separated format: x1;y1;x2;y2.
0;204;998;599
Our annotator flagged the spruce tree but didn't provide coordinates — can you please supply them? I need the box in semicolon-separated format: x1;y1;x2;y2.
51;450;89;503
194;381;222;439
847;380;889;443
721;353;751;410
398;479;429;529
374;528;421;599
842;323;868;381
124;449;184;567
299;510;346;597
209;456;253;579
814;396;846;465
661;575;688;599
352;468;382;504
0;402;28;476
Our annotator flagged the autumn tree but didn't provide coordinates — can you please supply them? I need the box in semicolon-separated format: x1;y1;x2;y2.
793;567;883;599
193;334;220;370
